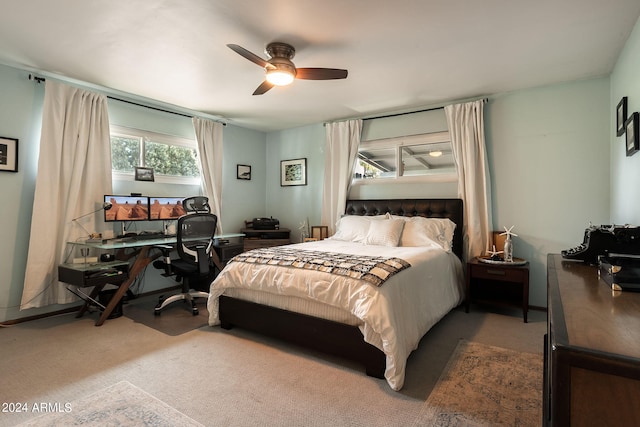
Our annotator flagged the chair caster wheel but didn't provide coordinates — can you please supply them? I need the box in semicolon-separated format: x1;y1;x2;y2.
192;309;199;316
154;310;161;316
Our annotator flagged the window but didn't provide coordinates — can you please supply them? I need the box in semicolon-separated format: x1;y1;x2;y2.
353;131;456;183
110;126;200;185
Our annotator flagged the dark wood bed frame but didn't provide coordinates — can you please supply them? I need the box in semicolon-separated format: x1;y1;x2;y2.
219;198;464;378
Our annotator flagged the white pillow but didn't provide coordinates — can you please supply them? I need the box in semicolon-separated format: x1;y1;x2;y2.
330;216;373;242
364;218;405;247
396;216;456;251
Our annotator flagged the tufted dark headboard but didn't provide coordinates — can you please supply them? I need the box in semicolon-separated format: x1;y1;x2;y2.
345;198;464;259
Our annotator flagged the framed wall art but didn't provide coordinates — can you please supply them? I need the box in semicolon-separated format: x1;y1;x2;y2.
237;164;251;180
0;136;18;172
134;166;155;181
625;112;639;157
280;158;307;186
617;96;628;137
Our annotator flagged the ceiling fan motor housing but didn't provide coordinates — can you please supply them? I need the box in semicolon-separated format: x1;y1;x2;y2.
266;42;296;60
266;43;297;78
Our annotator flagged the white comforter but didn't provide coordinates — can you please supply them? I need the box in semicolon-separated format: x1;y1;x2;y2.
207;239;464;390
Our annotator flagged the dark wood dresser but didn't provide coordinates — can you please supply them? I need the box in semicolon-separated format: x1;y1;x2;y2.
545;254;640;426
241;228;290;250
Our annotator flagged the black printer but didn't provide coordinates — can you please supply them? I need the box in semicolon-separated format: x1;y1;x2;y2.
249;217;280;230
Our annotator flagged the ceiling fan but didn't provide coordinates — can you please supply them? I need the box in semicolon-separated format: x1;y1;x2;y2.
227;42;348;95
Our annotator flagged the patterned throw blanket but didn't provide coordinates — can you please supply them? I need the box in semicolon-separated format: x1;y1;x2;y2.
229;247;411;287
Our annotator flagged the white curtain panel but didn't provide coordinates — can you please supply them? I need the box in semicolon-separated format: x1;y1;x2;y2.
192;117;224;233
445;100;493;262
21;81;112;309
321;119;363;234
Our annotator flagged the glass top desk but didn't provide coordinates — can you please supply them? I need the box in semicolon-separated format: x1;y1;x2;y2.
63;233;243;326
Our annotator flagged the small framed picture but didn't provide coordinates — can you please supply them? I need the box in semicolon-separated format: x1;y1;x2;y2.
617;97;628;137
281;158;307;186
134;166;155;181
0;136;18;172
625;112;639;157
237;164;251;180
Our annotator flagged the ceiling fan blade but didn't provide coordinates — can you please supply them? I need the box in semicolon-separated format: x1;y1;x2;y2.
227;44;276;69
296;68;348;80
252;81;275;95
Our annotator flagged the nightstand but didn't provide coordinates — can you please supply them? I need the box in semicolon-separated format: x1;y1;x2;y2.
465;257;530;322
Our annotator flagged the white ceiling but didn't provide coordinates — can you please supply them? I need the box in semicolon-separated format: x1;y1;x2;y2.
0;0;639;132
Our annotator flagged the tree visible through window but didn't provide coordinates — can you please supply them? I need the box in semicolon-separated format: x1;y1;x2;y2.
110;126;200;183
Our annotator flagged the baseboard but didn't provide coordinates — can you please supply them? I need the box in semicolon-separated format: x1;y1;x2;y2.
0;285;182;326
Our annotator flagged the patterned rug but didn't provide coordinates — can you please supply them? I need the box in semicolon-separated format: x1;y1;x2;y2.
18;381;204;427
413;340;542;426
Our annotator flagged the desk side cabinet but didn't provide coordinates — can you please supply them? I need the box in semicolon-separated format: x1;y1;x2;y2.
545;254;640;426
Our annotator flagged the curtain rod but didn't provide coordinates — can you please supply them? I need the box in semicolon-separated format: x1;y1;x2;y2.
324;97;489;126
362;106;443;121
362;97;488;121
28;74;226;125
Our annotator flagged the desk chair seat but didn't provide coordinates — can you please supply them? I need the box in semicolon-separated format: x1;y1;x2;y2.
154;212;218;316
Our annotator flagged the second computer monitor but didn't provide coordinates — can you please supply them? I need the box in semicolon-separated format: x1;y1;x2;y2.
149;197;186;220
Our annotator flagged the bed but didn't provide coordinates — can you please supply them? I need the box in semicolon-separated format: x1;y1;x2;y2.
207;198;464;391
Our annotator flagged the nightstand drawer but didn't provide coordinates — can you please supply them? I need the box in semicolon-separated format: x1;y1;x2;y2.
470;264;527;282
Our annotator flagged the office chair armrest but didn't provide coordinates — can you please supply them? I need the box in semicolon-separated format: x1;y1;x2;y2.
196;246;209;275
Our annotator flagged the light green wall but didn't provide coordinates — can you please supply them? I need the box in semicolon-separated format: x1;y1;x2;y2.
486;78;610;307
611;15;640;223
265;124;325;243
221;124;267;232
0;66;44;322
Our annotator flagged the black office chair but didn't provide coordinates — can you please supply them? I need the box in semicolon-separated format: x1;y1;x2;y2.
154;213;218;316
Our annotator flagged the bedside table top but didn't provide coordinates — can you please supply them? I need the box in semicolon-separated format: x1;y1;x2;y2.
469;257;529;268
475;255;528;266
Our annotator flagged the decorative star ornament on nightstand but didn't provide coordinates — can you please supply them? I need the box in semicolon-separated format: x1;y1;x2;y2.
500;225;518;239
486;245;503;258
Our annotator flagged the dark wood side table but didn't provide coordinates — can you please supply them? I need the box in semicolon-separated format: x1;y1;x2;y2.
214;241;244;265
465;257;530;322
241;228;291;250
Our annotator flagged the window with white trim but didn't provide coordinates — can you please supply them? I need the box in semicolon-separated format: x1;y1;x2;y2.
353;131;456;183
110;125;200;185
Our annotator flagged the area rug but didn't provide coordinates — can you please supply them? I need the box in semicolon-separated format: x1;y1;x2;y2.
18;381;204;427
413;340;542;426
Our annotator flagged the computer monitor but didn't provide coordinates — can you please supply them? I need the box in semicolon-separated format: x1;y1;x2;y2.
149;197;187;220
104;195;150;222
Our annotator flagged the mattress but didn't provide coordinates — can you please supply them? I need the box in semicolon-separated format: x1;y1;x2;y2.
207;239;464;390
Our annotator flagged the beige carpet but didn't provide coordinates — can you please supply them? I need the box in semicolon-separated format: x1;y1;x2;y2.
413;340;542;426
122;293;209;336
17;381;204;427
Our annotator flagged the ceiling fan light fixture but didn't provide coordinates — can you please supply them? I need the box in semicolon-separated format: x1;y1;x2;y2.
266;68;295;86
429;150;443;157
